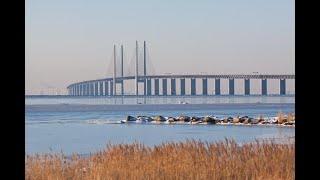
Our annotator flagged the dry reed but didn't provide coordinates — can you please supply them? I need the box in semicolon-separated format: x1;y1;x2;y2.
26;139;294;180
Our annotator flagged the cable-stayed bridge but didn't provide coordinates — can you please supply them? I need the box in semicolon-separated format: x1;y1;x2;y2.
67;41;295;96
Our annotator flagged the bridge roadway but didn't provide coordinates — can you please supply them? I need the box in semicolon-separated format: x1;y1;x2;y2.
67;74;295;96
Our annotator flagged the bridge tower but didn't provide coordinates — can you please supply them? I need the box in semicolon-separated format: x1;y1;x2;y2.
135;41;139;96
121;45;124;95
144;41;147;96
113;45;117;95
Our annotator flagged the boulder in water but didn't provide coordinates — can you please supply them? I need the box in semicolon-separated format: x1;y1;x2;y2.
167;117;176;123
233;117;240;123
137;116;153;122
239;116;249;123
178;116;191;122
203;116;216;124
243;118;253;124
126;115;137;121
251;118;261;124
276;112;288;124
191;116;201;122
153;116;166;122
223;117;233;123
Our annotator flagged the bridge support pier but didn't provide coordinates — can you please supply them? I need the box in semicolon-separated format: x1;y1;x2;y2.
180;79;185;96
76;86;78;96
191;78;196;95
86;84;89;96
121;81;124;96
85;83;88;96
262;79;267;95
215;79;220;95
74;85;78;96
104;81;109;96
74;86;77;96
110;81;113;96
81;85;83;96
280;79;286;95
147;79;152;96
162;79;167;96
229;79;234;95
94;82;98;96
245;79;250;95
154;79;159;95
99;82;103;96
87;83;91;96
171;79;176;95
202;78;208;95
89;83;93;96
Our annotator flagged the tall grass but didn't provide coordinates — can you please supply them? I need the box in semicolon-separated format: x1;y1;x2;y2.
26;139;294;180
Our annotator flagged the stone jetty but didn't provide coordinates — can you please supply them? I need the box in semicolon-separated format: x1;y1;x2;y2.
120;113;295;127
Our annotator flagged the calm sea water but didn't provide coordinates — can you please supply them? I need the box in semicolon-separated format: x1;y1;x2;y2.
26;96;295;155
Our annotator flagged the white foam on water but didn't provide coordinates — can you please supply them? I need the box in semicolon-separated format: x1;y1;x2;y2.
86;119;121;124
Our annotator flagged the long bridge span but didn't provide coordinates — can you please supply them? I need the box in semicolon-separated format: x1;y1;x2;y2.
67;41;295;96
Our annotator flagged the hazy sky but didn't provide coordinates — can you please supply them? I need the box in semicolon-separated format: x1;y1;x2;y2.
26;0;295;95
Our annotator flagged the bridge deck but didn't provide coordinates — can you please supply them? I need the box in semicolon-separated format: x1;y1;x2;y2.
68;74;295;88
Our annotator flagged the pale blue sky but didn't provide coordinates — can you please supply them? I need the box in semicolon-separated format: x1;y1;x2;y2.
26;0;294;95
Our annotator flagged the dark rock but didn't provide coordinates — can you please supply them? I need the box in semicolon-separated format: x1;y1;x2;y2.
126;115;137;121
223;117;233;123
284;122;294;125
191;116;201;122
239;116;249;123
243;118;253;124
203;116;216;124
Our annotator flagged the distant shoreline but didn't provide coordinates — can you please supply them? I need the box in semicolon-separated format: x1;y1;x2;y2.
25;103;294;112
